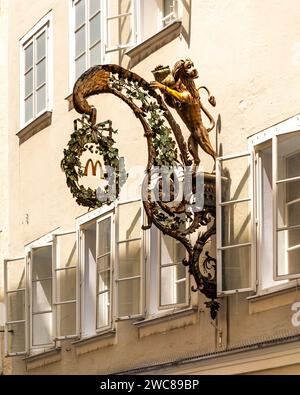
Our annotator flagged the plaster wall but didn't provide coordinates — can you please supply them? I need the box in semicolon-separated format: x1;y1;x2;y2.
3;0;300;374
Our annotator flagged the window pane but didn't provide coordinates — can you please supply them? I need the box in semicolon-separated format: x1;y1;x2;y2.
161;234;173;265
55;233;77;269
160;265;186;306
89;12;101;47
36;31;46;61
7;291;25;322
25;43;33;71
97;254;110;271
6;258;25;292
220;156;250;202
25;95;33;122
97;217;111;256
36;58;46;87
222;245;251;291
32;312;52;346
176;281;186;304
175;241;186;262
32;246;52;280
277;132;300;180
75;25;86;57
36;85;46;114
98;269;110;293
7;322;25;354
163;0;174;17
222;201;251;246
75;54;86;79
75;0;85;29
119;240;141;278
89;0;100;16
118;278;140;317
277;229;300;276
118;201;141;240
107;15;133;48
56;268;76;303
177;262;186;279
277;180;300;228
96;292;110;329
32;279;52;313
90;41;101;66
56;303;76;337
25;69;33;97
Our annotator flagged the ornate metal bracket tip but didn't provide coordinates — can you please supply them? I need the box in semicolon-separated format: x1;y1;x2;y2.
62;59;220;319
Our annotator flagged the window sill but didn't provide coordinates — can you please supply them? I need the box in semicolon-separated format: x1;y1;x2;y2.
247;280;300;301
23;347;61;371
133;306;198;338
247;281;300;314
23;347;61;362
72;329;116;356
72;329;116;346
126;20;182;68
17;111;52;144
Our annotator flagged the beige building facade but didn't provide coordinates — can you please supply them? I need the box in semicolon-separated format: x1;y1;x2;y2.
1;0;300;375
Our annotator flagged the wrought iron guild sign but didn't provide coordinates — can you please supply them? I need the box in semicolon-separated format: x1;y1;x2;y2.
61;60;220;318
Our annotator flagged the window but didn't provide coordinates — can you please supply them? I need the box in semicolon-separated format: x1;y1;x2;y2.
159;233;188;308
20;12;52;127
71;1;181;84
162;0;177;27
217;115;300;295
30;246;53;349
80;211;113;337
52;231;79;339
138;0;179;43
146;225;189;317
78;199;144;337
4;230;78;356
4;258;27;356
116;200;143;318
72;0;137;81
216;152;255;294
73;0;102;79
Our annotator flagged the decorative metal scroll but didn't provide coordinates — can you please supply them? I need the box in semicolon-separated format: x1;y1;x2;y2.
61;61;220;319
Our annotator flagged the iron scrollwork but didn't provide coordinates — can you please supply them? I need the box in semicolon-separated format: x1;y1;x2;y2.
62;60;220;319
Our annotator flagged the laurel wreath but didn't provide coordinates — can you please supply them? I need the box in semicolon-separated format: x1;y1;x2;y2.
61;115;125;208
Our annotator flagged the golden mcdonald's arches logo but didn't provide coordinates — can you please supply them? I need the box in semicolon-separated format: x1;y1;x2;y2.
84;159;104;178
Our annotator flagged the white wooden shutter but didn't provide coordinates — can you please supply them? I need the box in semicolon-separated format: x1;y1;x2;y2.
274;130;300;280
216;152;256;294
52;230;79;339
29;245;54;349
96;213;113;330
4;257;27;356
105;0;137;55
116;199;144;318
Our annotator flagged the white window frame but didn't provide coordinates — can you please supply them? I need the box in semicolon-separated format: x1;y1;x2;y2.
25;230;57;352
158;231;189;311
29;244;54;351
105;0;138;55
19;11;53;129
273;132;300;281
248;114;300;291
70;0;138;87
4;257;27;357
77;203;115;337
160;0;178;27
115;198;145;319
95;212;114;331
52;229;79;340
216;151;256;295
